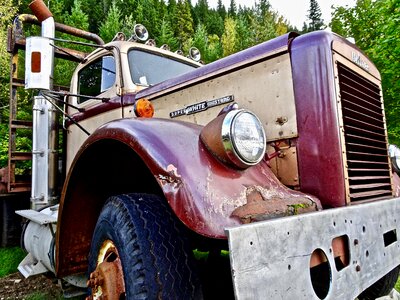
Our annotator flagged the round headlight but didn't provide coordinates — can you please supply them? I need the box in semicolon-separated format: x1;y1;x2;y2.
222;110;266;168
389;144;400;174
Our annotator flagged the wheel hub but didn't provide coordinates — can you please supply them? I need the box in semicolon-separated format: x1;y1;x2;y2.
87;240;126;300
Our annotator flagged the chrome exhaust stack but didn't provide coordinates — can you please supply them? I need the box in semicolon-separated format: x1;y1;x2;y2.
17;0;59;278
25;0;58;209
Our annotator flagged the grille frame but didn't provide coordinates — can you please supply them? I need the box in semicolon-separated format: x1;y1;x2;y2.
333;52;394;204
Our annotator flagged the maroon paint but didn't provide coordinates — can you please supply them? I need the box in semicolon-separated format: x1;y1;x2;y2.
59;118;319;239
289;31;379;208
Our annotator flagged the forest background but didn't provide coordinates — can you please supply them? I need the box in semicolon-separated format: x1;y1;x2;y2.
0;0;398;170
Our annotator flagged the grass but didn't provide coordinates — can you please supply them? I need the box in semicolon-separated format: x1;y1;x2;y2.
25;292;55;300
0;247;25;278
396;277;400;292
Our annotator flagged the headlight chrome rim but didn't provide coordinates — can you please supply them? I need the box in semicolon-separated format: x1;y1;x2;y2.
221;109;266;168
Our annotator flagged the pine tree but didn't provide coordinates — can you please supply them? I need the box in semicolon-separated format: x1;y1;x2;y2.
306;0;325;32
55;0;90;86
194;0;209;25
206;10;224;37
157;19;179;50
221;17;237;56
176;0;194;47
228;0;237;17
217;0;226;20
0;0;17;113
258;0;271;16
81;0;106;32
99;1;123;42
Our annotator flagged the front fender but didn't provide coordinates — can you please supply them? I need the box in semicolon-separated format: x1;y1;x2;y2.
57;117;319;276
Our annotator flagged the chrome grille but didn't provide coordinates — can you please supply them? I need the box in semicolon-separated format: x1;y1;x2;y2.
338;63;392;202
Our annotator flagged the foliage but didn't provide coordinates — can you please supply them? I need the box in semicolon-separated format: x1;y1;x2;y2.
221;17;237;56
302;0;325;33
176;0;194;48
331;0;400;145
0;247;25;278
99;1;123;43
0;0;18;110
0;0;19;168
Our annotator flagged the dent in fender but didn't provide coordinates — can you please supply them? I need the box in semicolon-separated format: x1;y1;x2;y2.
56;117;321;276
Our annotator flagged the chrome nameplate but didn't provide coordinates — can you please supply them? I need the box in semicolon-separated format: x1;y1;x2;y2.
351;51;369;71
170;95;234;118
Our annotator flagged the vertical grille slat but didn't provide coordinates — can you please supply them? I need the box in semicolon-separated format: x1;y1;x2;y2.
337;63;392;202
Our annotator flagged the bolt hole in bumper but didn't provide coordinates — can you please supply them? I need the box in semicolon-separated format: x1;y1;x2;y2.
226;197;400;299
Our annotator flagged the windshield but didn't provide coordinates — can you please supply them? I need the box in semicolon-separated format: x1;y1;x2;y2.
128;49;198;86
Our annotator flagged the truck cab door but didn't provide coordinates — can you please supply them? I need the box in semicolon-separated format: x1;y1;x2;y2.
66;52;122;171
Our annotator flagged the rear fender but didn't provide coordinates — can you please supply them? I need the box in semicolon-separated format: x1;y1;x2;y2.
56;117;320;276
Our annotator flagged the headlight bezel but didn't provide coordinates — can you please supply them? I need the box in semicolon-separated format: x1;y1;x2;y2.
220;109;266;168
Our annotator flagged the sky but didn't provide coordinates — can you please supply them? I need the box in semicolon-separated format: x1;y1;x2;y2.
201;0;356;29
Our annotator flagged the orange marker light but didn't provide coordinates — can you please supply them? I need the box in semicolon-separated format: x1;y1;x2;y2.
134;98;154;118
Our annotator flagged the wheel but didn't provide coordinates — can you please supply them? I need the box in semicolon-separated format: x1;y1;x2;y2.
358;266;400;300
87;193;201;299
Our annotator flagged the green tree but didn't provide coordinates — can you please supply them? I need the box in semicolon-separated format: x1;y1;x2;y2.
54;0;90;86
228;0;237;17
81;0;107;32
194;0;209;25
99;1;123;43
176;0;194;47
0;0;19;168
217;0;226;19
304;0;324;32
221;17;237;56
235;14;253;51
331;0;400;144
206;9;224;37
157;19;179;50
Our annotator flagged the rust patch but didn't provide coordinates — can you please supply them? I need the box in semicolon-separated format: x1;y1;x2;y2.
156;164;182;187
166;164;181;178
231;186;319;223
87;241;125;300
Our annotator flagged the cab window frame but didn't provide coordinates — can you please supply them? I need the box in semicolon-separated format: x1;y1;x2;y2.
77;55;116;104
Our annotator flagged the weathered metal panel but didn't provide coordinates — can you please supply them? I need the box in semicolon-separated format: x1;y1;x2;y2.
150;53;298;142
227;197;400;299
290;32;347;207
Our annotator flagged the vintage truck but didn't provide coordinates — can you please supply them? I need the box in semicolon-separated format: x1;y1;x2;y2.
2;0;400;298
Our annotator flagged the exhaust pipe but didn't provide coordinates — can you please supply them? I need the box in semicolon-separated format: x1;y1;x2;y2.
16;0;59;279
26;0;58;209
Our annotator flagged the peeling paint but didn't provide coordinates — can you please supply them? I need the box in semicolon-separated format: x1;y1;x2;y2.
156;174;182;188
166;164;181;178
231;185;320;224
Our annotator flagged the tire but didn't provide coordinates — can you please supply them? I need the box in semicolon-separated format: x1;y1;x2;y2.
358;266;400;300
88;193;201;299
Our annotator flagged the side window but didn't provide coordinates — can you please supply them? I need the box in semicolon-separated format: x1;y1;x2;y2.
78;56;116;104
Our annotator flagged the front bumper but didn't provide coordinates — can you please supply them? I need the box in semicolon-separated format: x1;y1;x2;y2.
226;197;400;299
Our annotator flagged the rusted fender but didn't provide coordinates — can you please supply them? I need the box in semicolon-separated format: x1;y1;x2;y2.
61;117;320;235
56;118;321;276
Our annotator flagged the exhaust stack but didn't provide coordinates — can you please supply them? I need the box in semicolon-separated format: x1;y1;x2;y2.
25;0;58;209
25;0;55;90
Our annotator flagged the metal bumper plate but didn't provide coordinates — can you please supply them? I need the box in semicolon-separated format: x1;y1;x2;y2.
226;197;400;299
